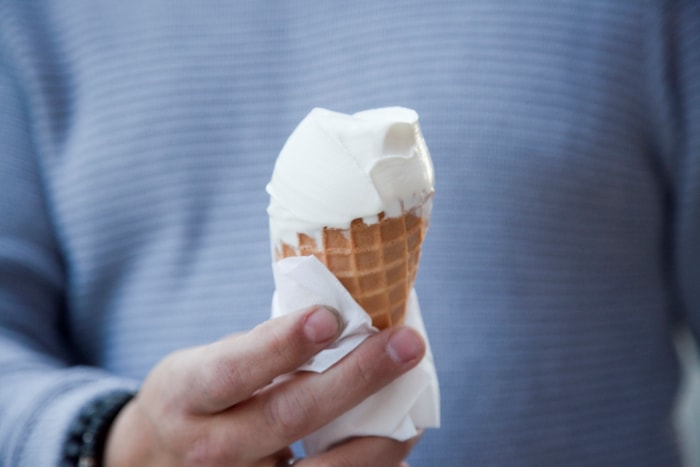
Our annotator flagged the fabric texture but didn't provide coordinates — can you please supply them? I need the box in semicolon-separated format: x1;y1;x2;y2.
0;1;699;465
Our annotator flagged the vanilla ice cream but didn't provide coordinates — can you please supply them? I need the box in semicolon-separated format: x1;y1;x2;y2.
266;107;435;248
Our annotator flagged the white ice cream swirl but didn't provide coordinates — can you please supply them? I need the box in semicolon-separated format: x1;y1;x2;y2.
267;107;435;247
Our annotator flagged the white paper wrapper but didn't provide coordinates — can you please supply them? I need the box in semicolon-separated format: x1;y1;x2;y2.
271;255;441;455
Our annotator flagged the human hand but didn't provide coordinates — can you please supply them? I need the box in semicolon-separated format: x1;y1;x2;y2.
104;305;426;466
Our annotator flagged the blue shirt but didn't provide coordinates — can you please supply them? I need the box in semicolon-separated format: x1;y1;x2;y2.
1;1;699;465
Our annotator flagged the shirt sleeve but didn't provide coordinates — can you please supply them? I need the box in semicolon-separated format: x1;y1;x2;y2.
0;26;138;467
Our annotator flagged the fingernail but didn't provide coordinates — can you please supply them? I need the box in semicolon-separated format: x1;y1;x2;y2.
303;306;342;343
386;328;425;364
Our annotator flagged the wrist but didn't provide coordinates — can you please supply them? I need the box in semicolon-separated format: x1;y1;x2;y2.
103;396;158;467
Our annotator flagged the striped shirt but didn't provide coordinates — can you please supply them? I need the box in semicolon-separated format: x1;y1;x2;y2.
0;1;698;465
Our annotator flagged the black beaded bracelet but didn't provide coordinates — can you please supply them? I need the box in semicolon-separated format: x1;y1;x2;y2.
61;391;134;467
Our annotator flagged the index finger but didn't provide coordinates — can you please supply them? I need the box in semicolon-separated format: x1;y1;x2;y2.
181;305;342;414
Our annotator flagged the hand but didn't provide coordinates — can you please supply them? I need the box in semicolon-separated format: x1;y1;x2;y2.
104;305;426;466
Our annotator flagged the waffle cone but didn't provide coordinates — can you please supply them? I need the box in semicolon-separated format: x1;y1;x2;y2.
275;210;426;329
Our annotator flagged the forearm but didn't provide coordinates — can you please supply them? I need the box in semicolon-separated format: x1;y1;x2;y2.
0;342;138;466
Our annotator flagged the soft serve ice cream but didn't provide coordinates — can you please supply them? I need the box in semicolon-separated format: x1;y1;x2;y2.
267;106;434;246
267;107;435;329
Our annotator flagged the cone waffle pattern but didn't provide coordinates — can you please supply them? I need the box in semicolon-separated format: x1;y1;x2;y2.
276;211;425;329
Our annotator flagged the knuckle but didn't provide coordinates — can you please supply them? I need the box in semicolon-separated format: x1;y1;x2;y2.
264;324;300;369
348;350;382;389
264;388;318;441
156;418;236;466
183;430;238;467
210;356;247;397
187;350;249;410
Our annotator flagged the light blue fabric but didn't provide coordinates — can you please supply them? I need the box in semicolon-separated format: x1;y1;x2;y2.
0;1;698;465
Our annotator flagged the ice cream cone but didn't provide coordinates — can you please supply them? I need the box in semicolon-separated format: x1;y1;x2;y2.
275;208;427;329
268;107;434;329
267;107;440;448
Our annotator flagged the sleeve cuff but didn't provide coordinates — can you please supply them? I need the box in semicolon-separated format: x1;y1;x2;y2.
8;367;139;466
